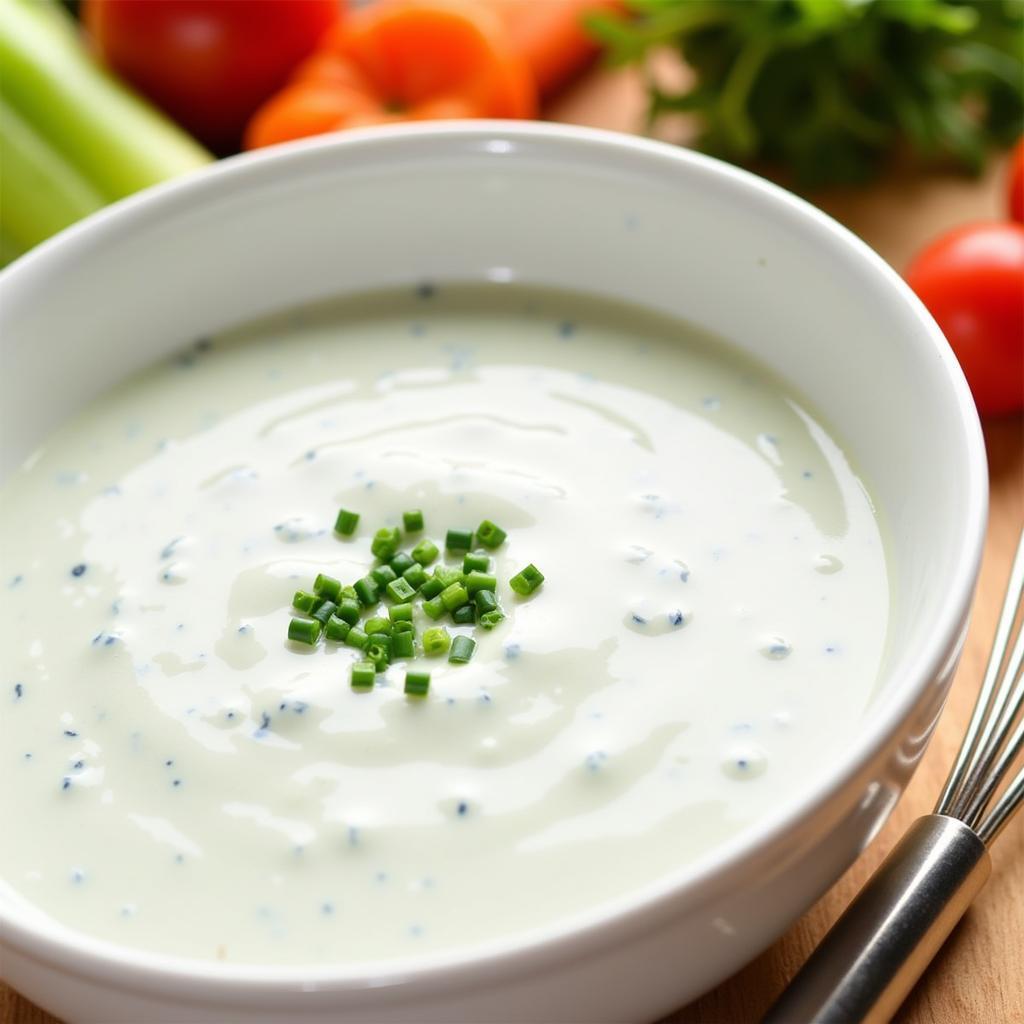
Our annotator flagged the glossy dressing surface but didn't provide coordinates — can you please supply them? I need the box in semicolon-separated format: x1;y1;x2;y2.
0;285;888;965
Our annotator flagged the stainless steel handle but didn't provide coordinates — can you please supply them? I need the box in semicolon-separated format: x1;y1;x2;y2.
762;815;991;1024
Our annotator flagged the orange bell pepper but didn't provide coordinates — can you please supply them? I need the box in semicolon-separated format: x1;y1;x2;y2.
245;0;536;149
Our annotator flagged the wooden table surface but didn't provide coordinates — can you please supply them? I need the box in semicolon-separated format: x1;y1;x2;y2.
4;63;1022;1024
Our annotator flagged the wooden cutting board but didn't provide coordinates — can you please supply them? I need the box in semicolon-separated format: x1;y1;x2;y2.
3;62;1022;1024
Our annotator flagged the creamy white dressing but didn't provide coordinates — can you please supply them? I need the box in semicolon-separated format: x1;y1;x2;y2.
0;285;888;965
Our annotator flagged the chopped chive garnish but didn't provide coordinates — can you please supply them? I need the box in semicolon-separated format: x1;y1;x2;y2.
353;576;380;607
449;635;476;664
337;598;361;625
313;574;342;601
292;590;321;614
324;616;351;642
389;602;413;623
291;509;541;689
464;571;496;594
371;526;401;561
452;604;475;625
423;626;451;656
441;582;469;611
476;520;506;549
411;539;439;565
405;670;430;697
389;552;415;575
463;552;489;573
392;630;415;658
334;508;360;536
371;565;397;587
313;600;338;625
351;661;375;689
345;626;369;650
402;563;428;590
510;564;544;596
386;577;417;603
288;617;321;645
434;565;462;588
445;528;473;552
366;636;391;670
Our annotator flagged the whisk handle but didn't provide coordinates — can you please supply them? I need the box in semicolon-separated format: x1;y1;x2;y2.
762;814;990;1024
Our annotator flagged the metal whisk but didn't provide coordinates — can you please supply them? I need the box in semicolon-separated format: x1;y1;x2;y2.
764;529;1024;1024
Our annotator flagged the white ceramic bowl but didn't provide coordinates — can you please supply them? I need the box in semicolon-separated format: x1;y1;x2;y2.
0;123;986;1023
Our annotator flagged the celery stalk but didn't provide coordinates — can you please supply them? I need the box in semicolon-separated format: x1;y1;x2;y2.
0;225;25;266
0;0;211;249
0;96;105;251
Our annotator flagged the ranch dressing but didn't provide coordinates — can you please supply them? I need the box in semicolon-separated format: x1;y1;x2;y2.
0;284;888;965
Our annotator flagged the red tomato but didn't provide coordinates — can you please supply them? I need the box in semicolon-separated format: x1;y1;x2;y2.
905;222;1024;417
1009;139;1024;223
84;0;340;153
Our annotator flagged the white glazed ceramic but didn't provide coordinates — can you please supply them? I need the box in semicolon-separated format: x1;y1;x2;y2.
0;123;986;1023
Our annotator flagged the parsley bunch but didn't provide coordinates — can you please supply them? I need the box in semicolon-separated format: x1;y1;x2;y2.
589;0;1024;187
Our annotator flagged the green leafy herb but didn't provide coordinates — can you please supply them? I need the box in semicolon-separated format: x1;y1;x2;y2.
588;0;1024;186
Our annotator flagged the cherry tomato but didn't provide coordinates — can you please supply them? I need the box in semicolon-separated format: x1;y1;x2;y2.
83;0;340;153
1008;139;1024;223
905;222;1024;417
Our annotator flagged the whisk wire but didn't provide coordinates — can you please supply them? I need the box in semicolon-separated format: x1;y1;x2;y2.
959;665;1024;829
978;765;1024;844
936;530;1024;828
976;623;1024;754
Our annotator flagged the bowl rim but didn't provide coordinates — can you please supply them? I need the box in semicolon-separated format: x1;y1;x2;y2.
0;120;988;997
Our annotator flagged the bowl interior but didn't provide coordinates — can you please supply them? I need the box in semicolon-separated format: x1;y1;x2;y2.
0;127;986;1006
0;124;984;726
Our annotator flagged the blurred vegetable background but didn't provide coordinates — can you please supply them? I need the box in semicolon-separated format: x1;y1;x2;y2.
590;0;1024;187
83;0;339;152
0;0;210;255
0;0;1021;415
243;1;539;149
